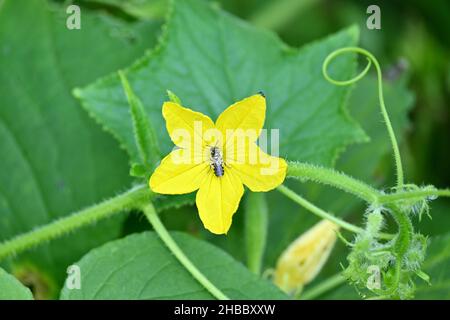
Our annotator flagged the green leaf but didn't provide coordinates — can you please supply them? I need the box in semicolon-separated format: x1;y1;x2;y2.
245;192;268;274
82;0;168;20
75;0;366;167
60;231;287;299
415;270;430;284
0;267;33;300
0;0;159;296
166;90;182;104
119;71;161;169
129;163;148;178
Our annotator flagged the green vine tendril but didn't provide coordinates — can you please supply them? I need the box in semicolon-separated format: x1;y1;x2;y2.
322;47;404;188
319;47;426;299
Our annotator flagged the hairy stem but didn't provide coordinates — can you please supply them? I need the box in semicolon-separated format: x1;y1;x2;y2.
390;204;413;258
380;189;450;203
287;162;448;205
0;185;150;261
142;203;229;300
277;185;394;239
277;184;364;234
300;273;346;300
375;204;413;297
287;161;379;203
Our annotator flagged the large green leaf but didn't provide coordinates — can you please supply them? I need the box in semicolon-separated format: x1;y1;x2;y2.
60;231;287;299
75;0;366;167
0;0;159;296
0;268;33;300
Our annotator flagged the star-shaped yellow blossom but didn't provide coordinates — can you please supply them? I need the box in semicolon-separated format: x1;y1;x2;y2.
149;93;287;234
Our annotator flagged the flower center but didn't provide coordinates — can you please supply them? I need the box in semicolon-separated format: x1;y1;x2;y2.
210;146;224;177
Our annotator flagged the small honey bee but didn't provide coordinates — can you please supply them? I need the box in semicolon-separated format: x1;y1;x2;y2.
210;146;224;177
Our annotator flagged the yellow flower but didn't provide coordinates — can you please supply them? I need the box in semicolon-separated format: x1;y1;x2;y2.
149;93;287;234
274;220;339;293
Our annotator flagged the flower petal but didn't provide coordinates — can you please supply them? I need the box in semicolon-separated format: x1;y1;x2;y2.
230;144;287;192
149;149;209;194
162;101;217;149
216;93;266;145
196;170;244;234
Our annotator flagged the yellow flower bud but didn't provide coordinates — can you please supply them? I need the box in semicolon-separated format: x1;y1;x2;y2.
274;220;339;293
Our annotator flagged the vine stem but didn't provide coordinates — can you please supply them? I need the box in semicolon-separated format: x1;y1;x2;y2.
287;161;379;202
299;273;346;300
389;204;413;293
380;189;450;203
277;185;364;234
277;184;394;240
0;185;150;261
323;47;404;188
142;203;229;300
286;162;450;205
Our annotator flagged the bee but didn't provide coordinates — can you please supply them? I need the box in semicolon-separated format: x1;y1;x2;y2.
210;146;224;177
